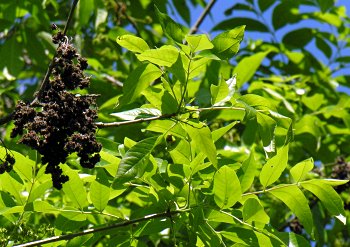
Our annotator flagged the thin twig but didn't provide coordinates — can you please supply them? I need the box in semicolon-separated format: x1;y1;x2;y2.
14;210;184;247
95;113;175;128
189;0;217;35
95;106;248;129
103;74;124;87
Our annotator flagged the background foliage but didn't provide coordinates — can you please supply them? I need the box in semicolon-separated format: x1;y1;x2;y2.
1;0;350;246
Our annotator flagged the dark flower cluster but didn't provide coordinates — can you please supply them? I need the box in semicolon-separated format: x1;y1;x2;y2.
331;156;350;193
0;153;15;174
11;33;101;189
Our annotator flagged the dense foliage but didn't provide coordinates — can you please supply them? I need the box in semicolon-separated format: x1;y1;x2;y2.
0;0;350;246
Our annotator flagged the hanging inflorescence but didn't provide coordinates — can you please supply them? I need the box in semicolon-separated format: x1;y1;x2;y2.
11;28;101;189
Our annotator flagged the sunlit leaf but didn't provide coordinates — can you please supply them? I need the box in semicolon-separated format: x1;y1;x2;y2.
111;108;161;121
268;185;313;234
62;165;89;210
260;145;289;188
290;158;314;183
212;25;245;59
116;34;150;53
213;165;241;209
301;179;346;224
184;121;217;167
185;34;213;53
238;151;257;192
137;45;179;67
234;51;270;88
118;136;161;178
155;5;186;43
243;198;269;228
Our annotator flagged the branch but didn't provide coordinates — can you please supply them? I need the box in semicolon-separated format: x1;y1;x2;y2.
189;0;217;35
15;210;183;247
0;0;80;125
31;0;79;105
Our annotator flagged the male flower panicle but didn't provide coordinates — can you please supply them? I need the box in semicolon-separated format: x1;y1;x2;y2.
10;28;101;189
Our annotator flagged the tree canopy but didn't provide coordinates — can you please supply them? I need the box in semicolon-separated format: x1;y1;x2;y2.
0;0;350;246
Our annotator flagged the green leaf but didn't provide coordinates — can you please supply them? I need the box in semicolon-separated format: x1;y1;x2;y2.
315;36;332;58
184;121;217;167
117;136;161;178
268;185;313;234
155;5;186;43
0;147;34;182
238;151;257;192
90;170;110;212
146;120;187;139
221;227;274;246
111;108;161;121
0;172;24;204
62;165;89;210
301;179;346;224
243;198;269;227
213;165;241;209
234;51;270;88
116;34;150;53
211;76;236;106
213;18;269;32
212;121;238;141
137;45;179;67
172;0;190;25
142;86;178;114
95;8;108;29
207;210;235;224
212;25;245;59
290;158;314;183
118;63;162;106
77;0;94;27
238;94;277;112
185;34;214;53
258;0;275;12
317;0;334;12
272;1;300;30
260;145;289;188
282;28;314;47
256;112;276;147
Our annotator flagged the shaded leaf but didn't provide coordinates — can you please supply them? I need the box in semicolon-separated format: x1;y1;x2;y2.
213;18;269;32
282;28;314;47
118;64;162;106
